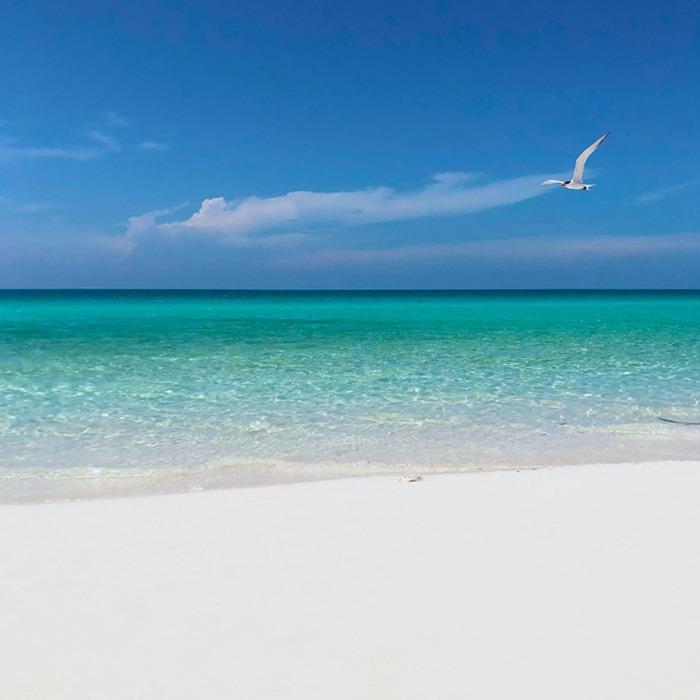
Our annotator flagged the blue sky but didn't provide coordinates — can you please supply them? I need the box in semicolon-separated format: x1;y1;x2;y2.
2;0;699;288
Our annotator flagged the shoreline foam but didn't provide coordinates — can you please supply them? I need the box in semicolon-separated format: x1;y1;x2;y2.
2;456;699;504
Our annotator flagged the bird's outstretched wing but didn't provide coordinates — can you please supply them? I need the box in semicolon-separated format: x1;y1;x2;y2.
572;131;610;183
541;179;565;186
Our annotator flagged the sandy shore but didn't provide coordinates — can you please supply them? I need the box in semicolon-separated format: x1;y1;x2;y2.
2;461;699;699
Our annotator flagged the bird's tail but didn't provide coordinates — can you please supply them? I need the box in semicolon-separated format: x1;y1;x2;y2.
540;179;565;186
584;184;597;190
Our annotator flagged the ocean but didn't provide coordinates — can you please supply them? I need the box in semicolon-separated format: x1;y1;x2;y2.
2;290;699;498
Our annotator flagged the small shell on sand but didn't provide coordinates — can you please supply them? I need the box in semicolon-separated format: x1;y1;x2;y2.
399;475;422;483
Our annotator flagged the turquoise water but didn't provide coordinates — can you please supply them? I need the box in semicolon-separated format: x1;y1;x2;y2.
2;291;700;496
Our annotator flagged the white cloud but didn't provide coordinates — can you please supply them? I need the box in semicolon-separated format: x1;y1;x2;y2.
138;140;170;151
285;233;700;268
88;130;121;152
105;111;129;127
635;180;697;204
0;113;172;162
0;197;52;214
107;204;191;254
119;172;548;251
0;144;100;161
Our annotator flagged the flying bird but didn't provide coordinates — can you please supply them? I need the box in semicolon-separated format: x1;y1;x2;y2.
541;132;611;190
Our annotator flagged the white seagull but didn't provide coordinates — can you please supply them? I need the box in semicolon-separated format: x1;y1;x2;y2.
541;132;611;190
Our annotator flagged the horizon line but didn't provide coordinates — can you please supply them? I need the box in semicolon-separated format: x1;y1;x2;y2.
2;288;700;293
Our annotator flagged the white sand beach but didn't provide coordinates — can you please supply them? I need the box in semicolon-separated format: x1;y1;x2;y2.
2;461;700;699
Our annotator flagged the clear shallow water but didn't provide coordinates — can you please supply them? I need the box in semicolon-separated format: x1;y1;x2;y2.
2;291;700;498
